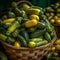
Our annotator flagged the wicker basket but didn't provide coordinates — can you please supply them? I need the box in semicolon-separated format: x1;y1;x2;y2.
0;31;57;60
0;1;57;60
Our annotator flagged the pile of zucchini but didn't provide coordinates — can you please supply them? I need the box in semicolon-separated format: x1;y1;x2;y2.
45;38;60;60
44;1;60;25
0;2;54;48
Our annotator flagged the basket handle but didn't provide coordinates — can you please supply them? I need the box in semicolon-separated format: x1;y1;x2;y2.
17;1;32;6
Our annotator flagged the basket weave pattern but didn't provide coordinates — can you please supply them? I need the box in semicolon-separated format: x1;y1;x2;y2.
0;31;56;60
4;43;51;60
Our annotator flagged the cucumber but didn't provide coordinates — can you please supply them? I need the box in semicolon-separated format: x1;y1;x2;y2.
30;28;46;38
36;40;48;46
6;21;20;35
37;22;46;29
17;35;27;47
44;32;51;42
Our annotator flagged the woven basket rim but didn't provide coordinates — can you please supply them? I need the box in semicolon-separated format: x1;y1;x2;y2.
0;31;57;50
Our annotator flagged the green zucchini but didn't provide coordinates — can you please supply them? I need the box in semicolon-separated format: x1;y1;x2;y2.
46;24;54;33
14;8;22;16
40;15;47;20
17;35;27;47
21;29;29;42
0;34;7;41
6;37;15;44
8;12;16;18
30;28;46;38
16;17;23;23
46;52;53;60
36;40;48;46
6;21;20;35
12;29;20;37
3;23;12;28
30;37;43;43
50;32;54;39
44;32;51;42
37;22;46;29
28;27;36;33
0;33;15;44
20;10;28;19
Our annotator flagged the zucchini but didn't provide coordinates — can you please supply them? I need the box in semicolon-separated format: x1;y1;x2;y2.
26;8;40;15
21;10;28;19
17;35;27;47
46;52;53;60
36;40;48;46
12;29;20;37
30;28;46;38
21;29;29;42
3;23;12;28
14;8;22;16
30;37;43;43
22;3;30;11
8;12;16;18
25;19;38;28
44;32;51;42
37;22;46;29
6;21;20;35
28;27;36;33
46;24;54;33
16;17;23;23
6;37;15;44
2;18;16;23
0;33;15;44
40;15;47;20
50;32;54;39
0;34;7;41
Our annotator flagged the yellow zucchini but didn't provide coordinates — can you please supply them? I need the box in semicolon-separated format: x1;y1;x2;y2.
14;41;21;48
25;19;38;28
2;18;16;23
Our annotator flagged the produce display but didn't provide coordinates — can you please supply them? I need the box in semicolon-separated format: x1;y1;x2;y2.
46;38;60;60
44;1;60;25
0;2;54;48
